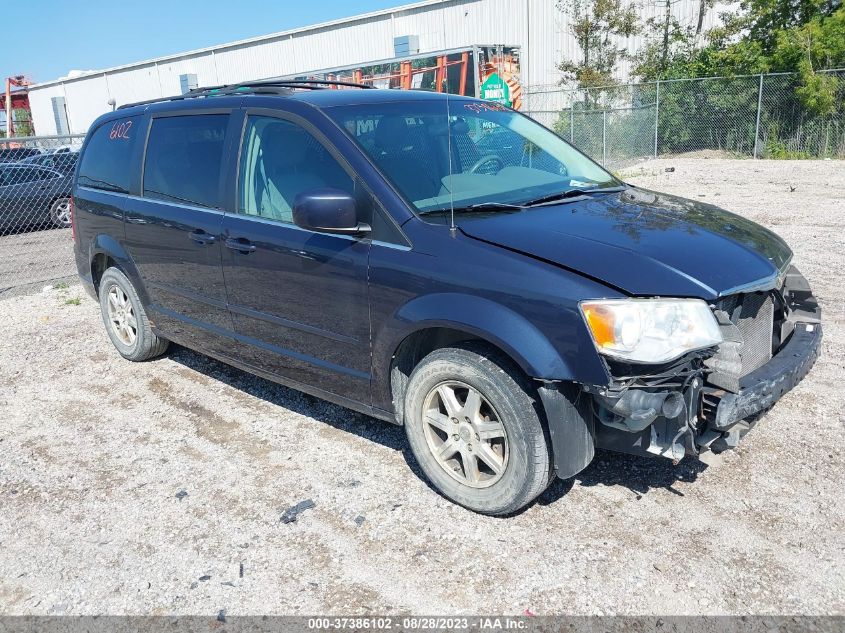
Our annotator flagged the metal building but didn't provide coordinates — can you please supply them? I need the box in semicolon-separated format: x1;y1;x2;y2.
27;0;715;136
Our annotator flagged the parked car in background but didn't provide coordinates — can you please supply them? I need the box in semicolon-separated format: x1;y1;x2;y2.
17;151;80;175
0;164;73;232
72;81;821;515
0;147;42;164
44;145;74;155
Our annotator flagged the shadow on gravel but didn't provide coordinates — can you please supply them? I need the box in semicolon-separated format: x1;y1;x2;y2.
536;449;710;507
167;345;407;453
168;345;710;512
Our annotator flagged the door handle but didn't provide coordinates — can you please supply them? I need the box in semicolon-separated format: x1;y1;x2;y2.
188;229;216;245
225;237;256;254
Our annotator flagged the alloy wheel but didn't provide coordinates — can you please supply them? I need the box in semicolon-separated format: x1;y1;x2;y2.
422;381;509;488
106;285;137;346
53;198;72;227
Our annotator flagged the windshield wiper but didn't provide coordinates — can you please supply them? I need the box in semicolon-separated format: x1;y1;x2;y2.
417;185;628;216
419;201;525;215
520;185;627;208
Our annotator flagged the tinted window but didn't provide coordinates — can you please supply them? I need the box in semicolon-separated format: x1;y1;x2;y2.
144;115;228;209
238;116;353;224
29;168;59;183
0;167;57;186
78;116;141;193
0;147;40;162
44;154;78;171
327;101;618;221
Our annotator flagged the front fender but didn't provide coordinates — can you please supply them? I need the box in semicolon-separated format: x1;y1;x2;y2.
397;293;569;377
372;292;606;412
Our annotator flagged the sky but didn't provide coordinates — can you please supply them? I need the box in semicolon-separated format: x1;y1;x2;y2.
3;0;407;84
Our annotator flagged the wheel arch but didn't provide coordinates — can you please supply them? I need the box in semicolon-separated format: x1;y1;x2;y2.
377;293;580;421
381;295;599;482
88;235;148;303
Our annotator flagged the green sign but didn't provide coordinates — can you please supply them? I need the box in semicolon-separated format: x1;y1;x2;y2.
480;72;511;107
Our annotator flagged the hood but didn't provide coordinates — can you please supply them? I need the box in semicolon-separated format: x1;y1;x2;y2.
458;187;792;299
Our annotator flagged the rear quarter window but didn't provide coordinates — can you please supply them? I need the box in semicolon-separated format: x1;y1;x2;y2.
78;116;141;193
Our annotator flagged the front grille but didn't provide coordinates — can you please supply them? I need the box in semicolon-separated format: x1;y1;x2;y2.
705;292;775;392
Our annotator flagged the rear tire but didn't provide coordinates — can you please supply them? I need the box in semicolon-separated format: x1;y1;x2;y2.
403;342;551;515
49;197;72;228
99;267;169;361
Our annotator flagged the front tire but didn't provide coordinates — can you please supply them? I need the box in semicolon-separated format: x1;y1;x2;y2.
99;267;169;361
403;343;552;515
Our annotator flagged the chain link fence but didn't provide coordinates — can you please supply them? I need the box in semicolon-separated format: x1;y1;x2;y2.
524;69;845;170
0;134;84;294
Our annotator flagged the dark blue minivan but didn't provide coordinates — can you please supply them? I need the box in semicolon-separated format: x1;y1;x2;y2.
72;80;821;515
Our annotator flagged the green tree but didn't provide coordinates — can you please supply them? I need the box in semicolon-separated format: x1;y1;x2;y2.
722;0;840;57
633;0;701;80
556;0;640;100
12;108;34;137
770;6;845;114
656;0;843;78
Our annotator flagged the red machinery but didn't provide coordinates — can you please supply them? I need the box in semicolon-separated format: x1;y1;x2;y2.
325;52;472;95
2;75;33;138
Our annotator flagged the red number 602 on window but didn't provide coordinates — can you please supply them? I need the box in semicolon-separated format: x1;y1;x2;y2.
109;121;132;140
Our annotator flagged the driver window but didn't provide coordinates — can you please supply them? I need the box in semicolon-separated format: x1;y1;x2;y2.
238;116;354;224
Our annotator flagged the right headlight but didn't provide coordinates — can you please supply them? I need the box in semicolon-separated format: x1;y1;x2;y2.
579;298;722;364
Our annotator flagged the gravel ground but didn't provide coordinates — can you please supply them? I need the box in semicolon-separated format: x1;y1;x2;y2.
0;227;73;295
0;159;843;616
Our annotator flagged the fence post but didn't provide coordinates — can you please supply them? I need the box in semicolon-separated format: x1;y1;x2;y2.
653;80;660;158
570;106;574;142
602;109;607;164
753;73;764;158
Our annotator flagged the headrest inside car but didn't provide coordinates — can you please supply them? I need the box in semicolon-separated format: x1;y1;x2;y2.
375;117;411;150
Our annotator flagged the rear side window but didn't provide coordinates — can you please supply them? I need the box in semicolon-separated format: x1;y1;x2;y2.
78;116;141;193
0;167;57;186
143;114;228;209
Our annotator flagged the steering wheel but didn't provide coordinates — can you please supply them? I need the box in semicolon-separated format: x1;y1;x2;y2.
469;154;505;174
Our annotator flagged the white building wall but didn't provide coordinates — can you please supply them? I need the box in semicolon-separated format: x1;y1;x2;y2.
27;0;716;136
105;64;163;106
27;83;64;135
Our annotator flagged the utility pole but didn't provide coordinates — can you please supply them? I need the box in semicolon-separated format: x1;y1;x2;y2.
4;78;11;138
753;73;764;158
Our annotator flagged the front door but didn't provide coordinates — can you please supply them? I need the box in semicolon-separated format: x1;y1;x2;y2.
221;113;371;402
123;112;234;355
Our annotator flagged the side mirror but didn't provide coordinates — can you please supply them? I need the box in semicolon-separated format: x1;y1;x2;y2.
292;188;371;236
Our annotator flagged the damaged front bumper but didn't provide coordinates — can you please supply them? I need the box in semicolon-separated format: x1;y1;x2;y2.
570;269;822;469
702;321;821;451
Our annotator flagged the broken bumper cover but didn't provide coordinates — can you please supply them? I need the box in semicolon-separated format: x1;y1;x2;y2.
587;319;822;462
710;321;822;432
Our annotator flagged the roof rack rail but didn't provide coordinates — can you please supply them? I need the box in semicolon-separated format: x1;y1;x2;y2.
117;78;373;110
240;79;375;90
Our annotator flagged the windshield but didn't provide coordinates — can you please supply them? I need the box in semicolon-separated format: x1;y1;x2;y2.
326;99;621;222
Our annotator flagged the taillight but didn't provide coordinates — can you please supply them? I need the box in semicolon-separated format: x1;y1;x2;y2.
70;197;78;243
